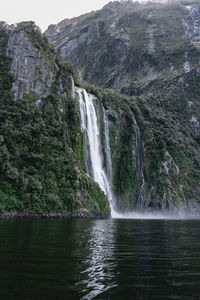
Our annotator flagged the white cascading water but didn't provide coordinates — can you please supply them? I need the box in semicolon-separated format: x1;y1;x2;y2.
77;88;116;217
102;107;113;182
71;74;75;99
134;117;146;211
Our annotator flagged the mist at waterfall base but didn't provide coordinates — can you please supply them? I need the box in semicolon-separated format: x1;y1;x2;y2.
76;87;200;220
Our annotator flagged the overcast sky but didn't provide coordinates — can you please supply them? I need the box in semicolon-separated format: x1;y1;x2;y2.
1;0;120;32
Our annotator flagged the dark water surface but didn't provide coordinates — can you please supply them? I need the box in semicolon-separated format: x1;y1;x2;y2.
0;218;200;299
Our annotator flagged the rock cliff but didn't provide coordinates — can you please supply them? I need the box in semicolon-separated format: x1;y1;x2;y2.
45;0;200;95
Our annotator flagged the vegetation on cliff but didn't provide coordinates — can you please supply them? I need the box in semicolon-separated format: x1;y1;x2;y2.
85;70;200;210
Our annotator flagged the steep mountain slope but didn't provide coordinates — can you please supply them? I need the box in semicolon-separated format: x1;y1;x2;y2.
0;22;109;215
45;0;200;95
45;0;200;212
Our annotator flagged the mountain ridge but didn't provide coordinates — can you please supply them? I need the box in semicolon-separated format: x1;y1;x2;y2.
45;0;200;95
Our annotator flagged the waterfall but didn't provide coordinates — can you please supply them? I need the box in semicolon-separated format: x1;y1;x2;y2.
134;117;146;211
71;74;75;99
103;107;113;182
77;86;147;217
77;88;116;216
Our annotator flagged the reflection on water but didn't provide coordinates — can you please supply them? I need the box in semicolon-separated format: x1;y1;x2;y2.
0;218;200;299
78;221;117;299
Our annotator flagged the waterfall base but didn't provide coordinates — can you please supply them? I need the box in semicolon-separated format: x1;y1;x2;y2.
111;208;200;219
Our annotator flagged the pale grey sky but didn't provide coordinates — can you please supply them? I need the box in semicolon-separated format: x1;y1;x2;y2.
1;0;158;32
1;0;117;32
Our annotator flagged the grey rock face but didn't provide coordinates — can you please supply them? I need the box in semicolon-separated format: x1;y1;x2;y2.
6;30;54;101
184;6;200;43
45;1;200;94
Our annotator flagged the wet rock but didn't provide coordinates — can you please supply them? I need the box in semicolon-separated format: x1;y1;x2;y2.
6;30;54;101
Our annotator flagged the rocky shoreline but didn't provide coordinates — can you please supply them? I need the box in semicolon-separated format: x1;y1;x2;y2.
0;211;110;220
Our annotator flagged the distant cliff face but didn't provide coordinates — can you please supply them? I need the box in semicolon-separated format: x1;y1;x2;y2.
45;0;200;94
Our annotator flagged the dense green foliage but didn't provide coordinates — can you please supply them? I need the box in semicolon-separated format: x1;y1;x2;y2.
138;73;200;203
1;93;77;212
